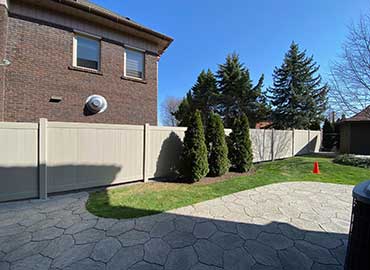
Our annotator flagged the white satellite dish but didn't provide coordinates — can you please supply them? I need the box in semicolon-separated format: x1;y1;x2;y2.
85;95;108;114
0;59;11;66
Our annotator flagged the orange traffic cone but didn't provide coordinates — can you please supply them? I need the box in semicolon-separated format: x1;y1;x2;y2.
313;161;320;174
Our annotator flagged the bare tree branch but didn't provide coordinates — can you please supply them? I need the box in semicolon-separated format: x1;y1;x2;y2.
160;97;181;126
329;14;370;118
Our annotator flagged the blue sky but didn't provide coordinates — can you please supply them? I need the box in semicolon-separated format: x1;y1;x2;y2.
91;0;368;124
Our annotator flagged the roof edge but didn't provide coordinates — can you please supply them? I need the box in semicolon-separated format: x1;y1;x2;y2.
52;0;173;53
344;105;370;122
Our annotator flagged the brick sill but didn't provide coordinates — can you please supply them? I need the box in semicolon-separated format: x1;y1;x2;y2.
68;66;103;76
121;76;147;84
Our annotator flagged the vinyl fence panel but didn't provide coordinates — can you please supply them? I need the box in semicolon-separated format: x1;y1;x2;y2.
0;120;322;202
250;129;267;162
146;126;186;179
0;123;39;202
273;130;293;160
47;122;144;193
309;131;321;153
293;129;310;155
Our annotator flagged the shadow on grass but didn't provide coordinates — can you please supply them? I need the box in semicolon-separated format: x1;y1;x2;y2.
86;190;163;219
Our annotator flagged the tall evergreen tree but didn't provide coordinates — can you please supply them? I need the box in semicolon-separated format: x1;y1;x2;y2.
174;70;218;126
191;69;218;124
206;112;230;176
268;42;328;129
217;53;269;128
334;119;341;149
173;91;193;127
180;110;209;182
227;114;253;172
322;118;335;151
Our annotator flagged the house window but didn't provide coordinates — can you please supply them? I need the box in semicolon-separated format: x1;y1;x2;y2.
73;35;100;70
125;48;145;79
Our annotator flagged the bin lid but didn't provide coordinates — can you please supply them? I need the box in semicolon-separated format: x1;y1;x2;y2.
353;180;370;204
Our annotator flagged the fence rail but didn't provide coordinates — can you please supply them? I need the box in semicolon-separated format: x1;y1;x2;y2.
0;119;321;202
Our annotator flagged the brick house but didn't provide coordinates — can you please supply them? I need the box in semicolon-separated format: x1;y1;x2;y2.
0;0;173;125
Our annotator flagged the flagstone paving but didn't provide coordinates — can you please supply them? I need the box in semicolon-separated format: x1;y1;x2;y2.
0;182;352;269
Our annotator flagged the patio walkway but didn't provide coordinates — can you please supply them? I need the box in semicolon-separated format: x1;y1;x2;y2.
0;182;352;270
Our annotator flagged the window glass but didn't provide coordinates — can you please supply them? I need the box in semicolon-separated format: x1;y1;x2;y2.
125;48;144;79
76;36;100;70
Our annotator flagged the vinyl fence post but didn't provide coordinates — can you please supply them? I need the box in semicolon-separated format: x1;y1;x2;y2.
263;129;266;161
143;123;150;183
271;128;275;161
292;129;295;157
308;129;311;153
39;118;48;200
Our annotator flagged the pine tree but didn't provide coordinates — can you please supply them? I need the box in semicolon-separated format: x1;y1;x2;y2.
173;91;193;127
322;119;334;151
174;70;218;126
191;69;218;125
227;114;253;172
334;119;340;149
180;110;209;182
206;112;230;176
269;42;328;130
217;53;269;128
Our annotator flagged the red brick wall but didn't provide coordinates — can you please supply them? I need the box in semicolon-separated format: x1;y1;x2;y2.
0;5;8;121
4;15;158;125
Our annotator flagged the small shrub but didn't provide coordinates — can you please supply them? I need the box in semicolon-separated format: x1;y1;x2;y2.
180;110;209;182
334;154;370;169
205;112;230;176
227;114;253;172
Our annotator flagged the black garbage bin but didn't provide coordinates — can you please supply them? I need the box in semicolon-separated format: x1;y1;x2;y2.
345;180;370;270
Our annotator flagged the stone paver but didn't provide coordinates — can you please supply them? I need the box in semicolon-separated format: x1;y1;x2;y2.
0;182;352;269
224;247;255;270
11;254;52;270
41;235;74;259
165;246;198;270
194;240;224;267
107;245;144;270
91;237;121;263
144;238;171;265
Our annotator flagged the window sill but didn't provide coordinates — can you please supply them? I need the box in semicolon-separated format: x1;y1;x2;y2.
121;76;147;84
68;66;103;76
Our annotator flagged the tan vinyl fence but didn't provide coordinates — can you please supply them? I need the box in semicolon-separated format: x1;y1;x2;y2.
0;122;39;202
0;119;321;202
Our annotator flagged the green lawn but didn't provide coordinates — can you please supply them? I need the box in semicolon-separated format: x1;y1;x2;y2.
86;156;370;219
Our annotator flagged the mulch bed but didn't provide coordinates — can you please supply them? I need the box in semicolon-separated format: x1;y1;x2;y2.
195;169;255;185
153;168;256;185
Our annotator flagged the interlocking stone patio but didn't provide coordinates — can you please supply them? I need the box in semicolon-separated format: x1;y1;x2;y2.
0;182;352;270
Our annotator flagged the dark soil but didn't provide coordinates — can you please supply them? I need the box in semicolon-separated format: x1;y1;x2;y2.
153;168;256;185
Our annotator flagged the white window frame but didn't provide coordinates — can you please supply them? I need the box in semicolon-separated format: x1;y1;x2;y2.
72;31;102;71
124;46;145;80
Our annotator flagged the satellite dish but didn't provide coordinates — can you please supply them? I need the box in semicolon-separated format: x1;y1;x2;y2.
0;59;11;66
85;95;108;114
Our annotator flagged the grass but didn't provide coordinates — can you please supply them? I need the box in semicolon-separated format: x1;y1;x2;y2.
86;156;370;219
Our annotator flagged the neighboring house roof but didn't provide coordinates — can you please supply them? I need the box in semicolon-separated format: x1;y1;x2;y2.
342;106;370;122
255;121;273;129
49;0;173;54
